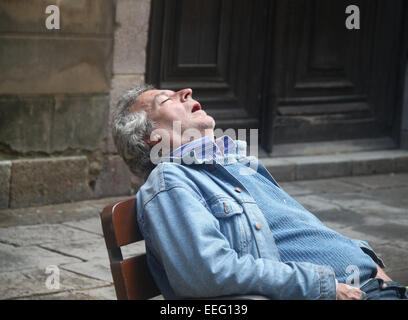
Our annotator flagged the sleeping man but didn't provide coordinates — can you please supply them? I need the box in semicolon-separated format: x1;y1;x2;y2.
112;85;407;300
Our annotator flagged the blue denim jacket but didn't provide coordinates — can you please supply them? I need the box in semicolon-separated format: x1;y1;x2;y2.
136;139;384;300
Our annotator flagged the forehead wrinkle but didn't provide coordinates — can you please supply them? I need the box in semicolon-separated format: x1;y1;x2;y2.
154;90;174;100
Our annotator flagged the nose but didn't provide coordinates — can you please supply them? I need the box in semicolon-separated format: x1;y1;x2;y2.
177;88;193;102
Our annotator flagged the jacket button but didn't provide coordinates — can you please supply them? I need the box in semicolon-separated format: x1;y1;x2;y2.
255;222;261;230
223;202;229;214
235;187;242;193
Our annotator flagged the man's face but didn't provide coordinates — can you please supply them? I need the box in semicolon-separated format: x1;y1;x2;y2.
133;88;215;143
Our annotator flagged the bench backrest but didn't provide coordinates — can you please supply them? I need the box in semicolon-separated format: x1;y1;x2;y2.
100;198;161;300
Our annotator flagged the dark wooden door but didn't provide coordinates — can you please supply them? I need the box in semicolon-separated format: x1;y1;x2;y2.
147;0;407;152
147;0;270;135
262;0;407;152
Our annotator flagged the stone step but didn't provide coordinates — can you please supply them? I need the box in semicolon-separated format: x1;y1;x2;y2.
263;149;408;182
1;149;407;210
268;137;397;157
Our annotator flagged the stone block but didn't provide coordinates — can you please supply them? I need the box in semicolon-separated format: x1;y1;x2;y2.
93;156;132;198
0;95;54;152
0;38;112;95
0;243;81;273
9;157;93;208
74;285;116;300
0;94;109;153
113;0;151;74
61;259;113;283
40;238;109;262
17;285;117;300
0;161;11;209
39;237;145;265
0;223;101;246
0;267;109;300
0;0;113;34
53;94;110;151
62;217;103;236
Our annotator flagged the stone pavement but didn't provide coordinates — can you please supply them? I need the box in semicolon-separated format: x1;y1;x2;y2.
0;173;407;300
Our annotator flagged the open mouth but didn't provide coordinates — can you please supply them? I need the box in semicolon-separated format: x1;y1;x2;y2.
191;103;202;113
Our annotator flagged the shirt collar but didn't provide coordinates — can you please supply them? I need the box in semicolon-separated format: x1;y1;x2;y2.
160;135;246;165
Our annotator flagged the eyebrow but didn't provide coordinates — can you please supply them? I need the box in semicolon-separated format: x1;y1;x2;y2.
154;92;169;98
154;91;174;105
155;91;173;99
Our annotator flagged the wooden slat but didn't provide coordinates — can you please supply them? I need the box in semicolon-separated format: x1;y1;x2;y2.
100;202;119;250
100;198;161;299
111;255;161;300
101;199;144;249
112;199;144;246
122;255;161;300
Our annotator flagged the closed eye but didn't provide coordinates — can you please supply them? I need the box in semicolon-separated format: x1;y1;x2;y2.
160;98;171;105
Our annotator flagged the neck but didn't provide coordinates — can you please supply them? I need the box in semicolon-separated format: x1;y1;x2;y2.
171;128;215;152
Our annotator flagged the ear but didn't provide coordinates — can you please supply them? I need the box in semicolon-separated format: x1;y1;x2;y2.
144;134;162;147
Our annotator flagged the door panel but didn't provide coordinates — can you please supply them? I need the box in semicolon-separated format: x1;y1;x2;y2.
147;0;270;133
263;0;405;150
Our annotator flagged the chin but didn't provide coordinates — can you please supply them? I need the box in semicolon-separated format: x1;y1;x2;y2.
201;116;215;130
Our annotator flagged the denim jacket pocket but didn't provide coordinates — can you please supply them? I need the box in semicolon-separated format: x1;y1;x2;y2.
208;196;252;256
210;196;244;218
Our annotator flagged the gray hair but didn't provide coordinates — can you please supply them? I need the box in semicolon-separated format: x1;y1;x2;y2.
112;84;156;180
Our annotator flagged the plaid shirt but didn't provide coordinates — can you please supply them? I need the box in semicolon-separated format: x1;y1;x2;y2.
169;135;237;162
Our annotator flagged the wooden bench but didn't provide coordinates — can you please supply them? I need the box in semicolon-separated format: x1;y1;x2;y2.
100;198;160;299
100;198;269;300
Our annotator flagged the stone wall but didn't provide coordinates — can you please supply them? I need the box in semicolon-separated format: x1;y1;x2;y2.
0;0;151;209
96;0;151;198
